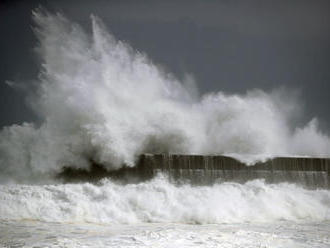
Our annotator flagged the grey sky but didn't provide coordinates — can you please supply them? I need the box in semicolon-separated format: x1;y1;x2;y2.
1;0;330;130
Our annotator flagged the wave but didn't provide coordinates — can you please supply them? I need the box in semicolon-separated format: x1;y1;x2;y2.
0;9;330;183
0;176;329;224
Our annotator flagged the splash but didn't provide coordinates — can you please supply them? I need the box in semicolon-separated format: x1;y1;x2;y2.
0;10;330;183
0;176;329;224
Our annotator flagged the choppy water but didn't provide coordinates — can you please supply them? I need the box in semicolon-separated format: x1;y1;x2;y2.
1;9;330;248
1;220;330;247
1;176;330;247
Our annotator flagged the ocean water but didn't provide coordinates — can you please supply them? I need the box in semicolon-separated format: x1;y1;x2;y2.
1;176;330;247
1;220;330;248
1;9;330;247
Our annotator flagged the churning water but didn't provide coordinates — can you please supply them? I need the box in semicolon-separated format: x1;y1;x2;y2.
1;177;330;247
0;9;330;247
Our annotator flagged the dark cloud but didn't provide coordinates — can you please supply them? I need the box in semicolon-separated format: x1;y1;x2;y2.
1;0;330;130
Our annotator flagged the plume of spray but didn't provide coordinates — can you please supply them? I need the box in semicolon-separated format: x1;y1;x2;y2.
0;9;330;183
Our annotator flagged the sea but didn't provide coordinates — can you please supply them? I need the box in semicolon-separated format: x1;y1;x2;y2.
1;176;330;247
1;9;330;248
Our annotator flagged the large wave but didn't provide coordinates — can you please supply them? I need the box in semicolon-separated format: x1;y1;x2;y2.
0;10;330;183
0;176;329;224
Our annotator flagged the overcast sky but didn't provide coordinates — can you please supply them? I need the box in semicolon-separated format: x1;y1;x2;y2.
1;0;330;130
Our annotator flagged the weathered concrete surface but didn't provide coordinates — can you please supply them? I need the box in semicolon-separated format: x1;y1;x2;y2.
58;154;330;188
137;154;330;188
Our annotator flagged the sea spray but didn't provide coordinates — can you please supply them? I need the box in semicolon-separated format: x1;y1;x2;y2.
0;9;330;183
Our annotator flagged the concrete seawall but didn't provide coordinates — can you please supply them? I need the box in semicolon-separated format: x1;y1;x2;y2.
59;154;330;188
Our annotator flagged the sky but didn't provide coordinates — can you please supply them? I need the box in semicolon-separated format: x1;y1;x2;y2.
1;0;330;130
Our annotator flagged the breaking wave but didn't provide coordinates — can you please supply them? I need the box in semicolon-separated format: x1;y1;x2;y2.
0;9;330;183
1;176;329;224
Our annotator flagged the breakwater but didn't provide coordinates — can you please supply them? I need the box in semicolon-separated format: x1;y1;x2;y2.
59;154;330;188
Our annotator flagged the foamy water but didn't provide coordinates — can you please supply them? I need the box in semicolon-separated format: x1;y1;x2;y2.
1;176;330;224
1;220;330;248
1;9;330;247
1;177;330;247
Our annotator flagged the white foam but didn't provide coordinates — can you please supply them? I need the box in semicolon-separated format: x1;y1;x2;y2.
0;176;329;224
0;10;330;183
2;220;330;248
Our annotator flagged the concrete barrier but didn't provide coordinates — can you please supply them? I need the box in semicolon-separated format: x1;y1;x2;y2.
58;154;330;188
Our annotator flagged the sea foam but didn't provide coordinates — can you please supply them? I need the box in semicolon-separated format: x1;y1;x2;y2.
0;176;329;224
